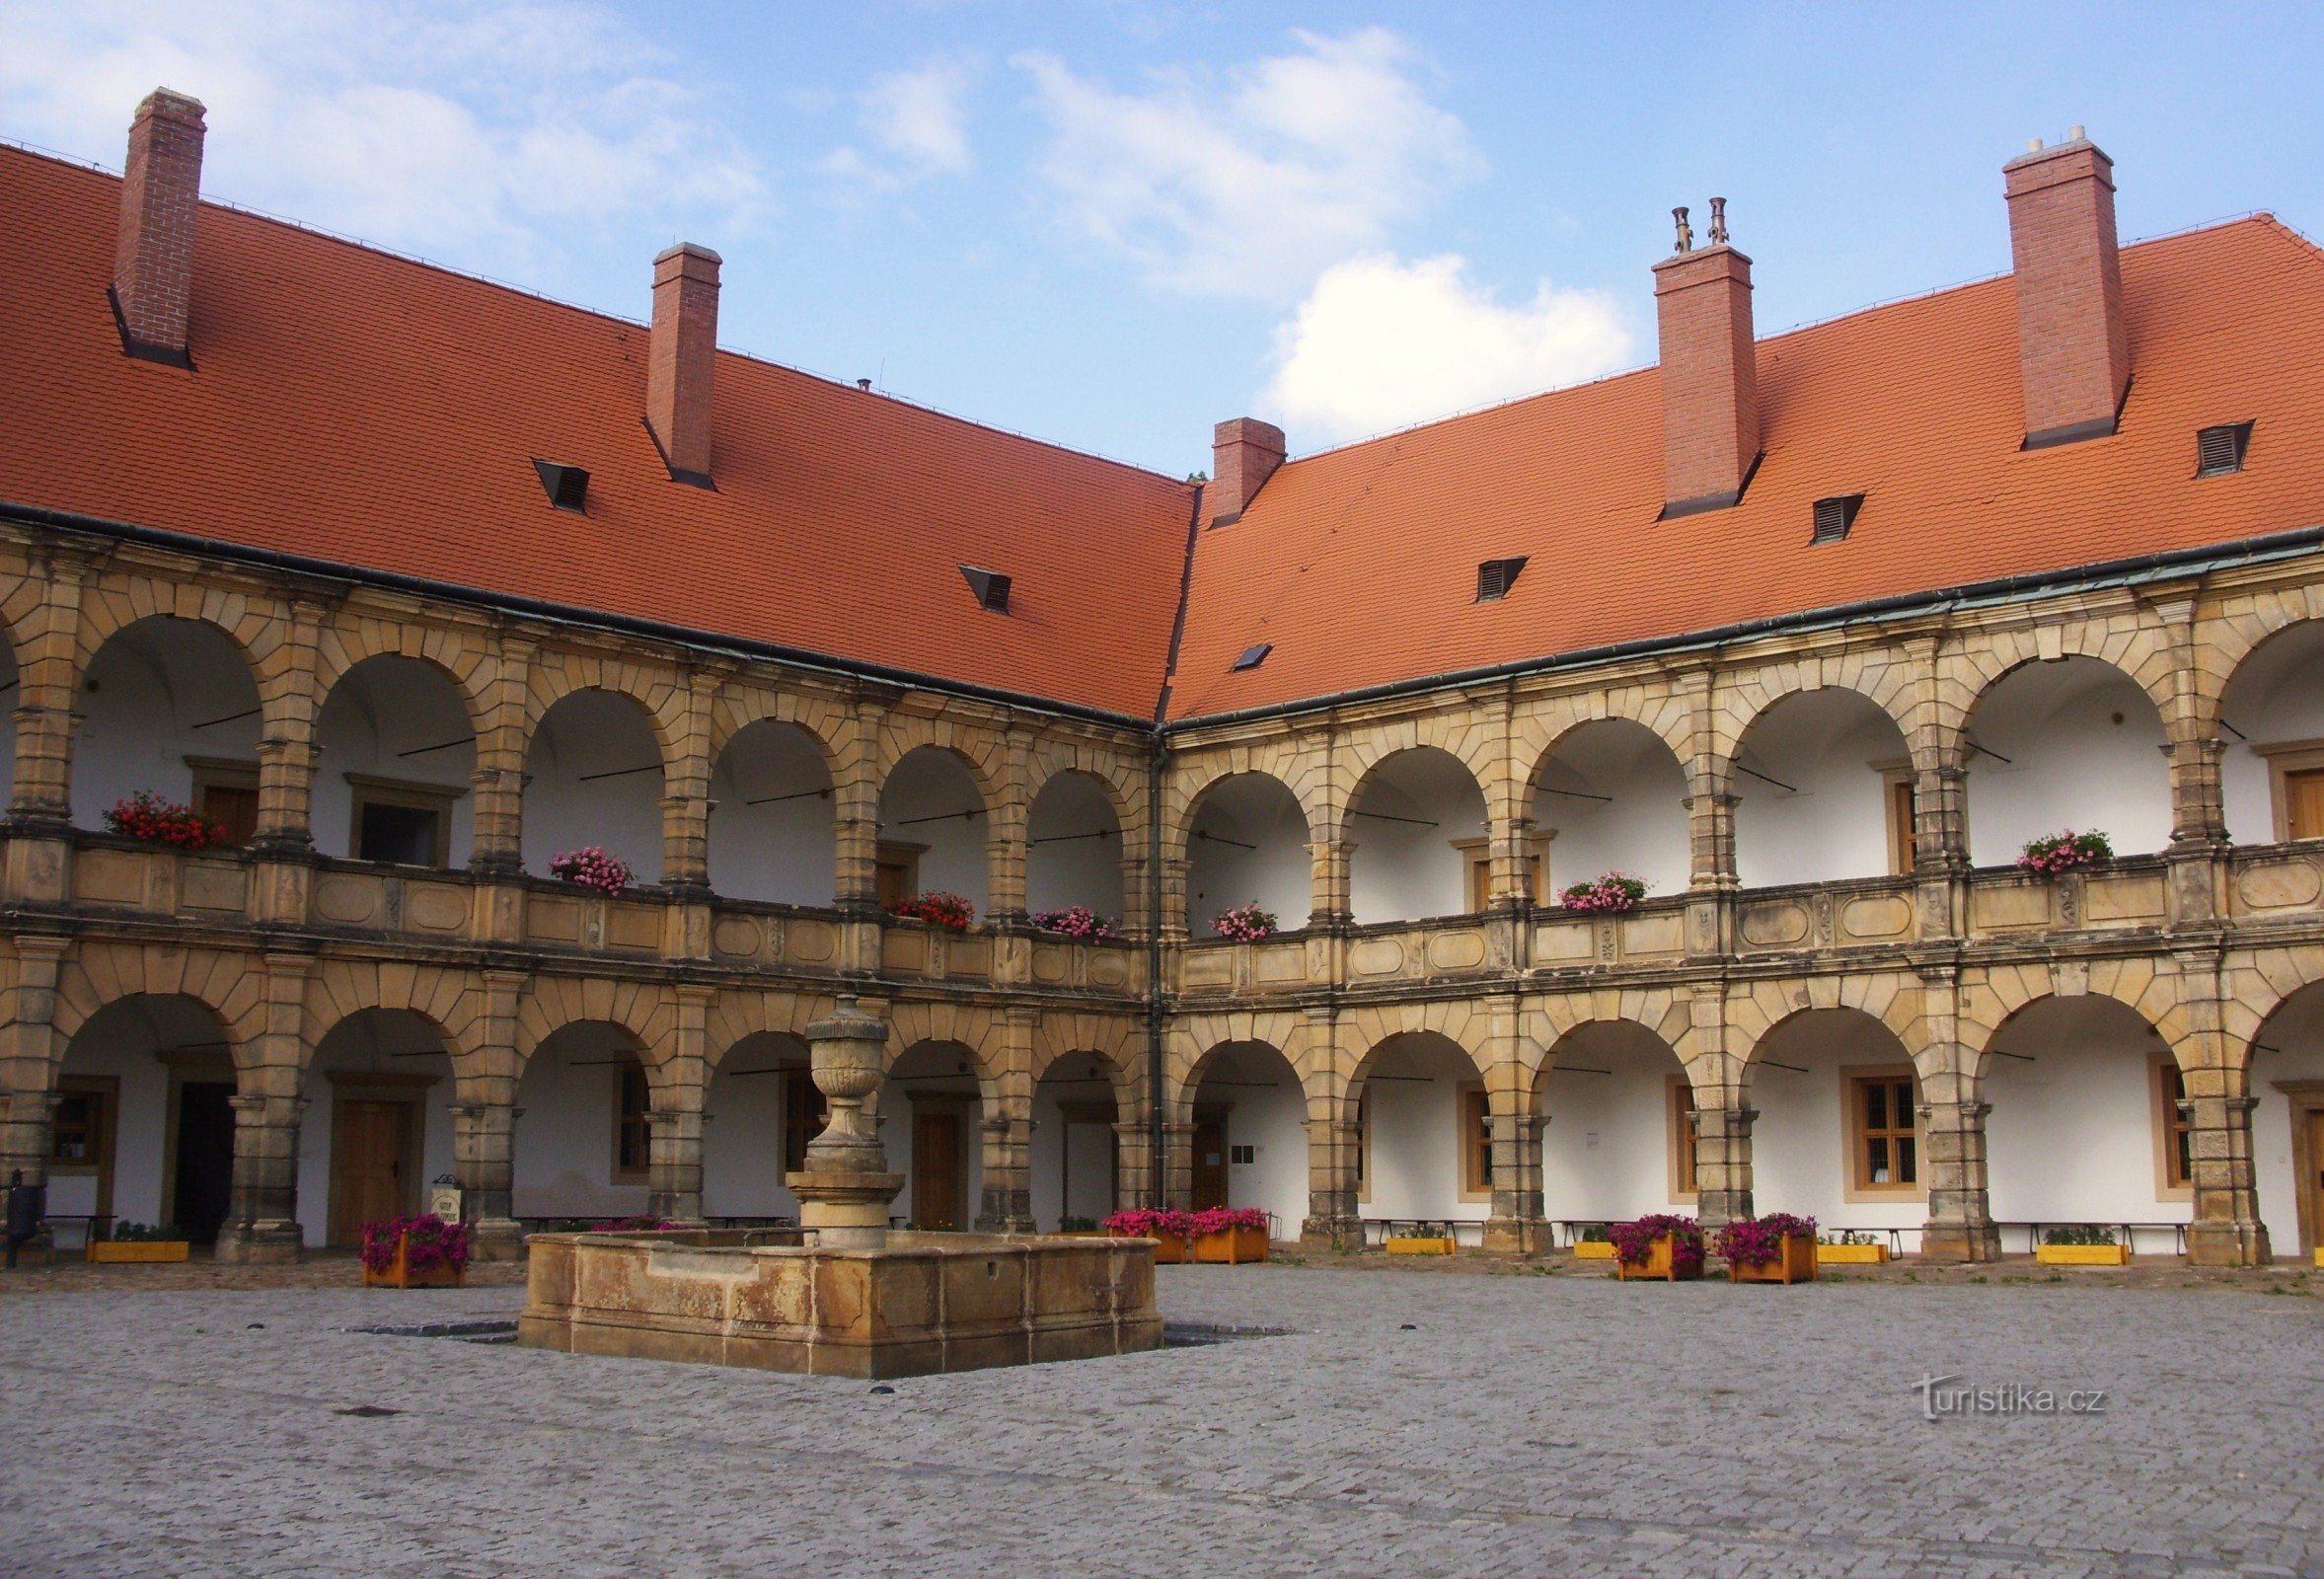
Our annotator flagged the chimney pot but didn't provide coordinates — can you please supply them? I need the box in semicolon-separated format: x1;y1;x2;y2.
647;242;721;487
1652;223;1760;516
2004;130;2129;448
1209;417;1285;525
112;88;206;365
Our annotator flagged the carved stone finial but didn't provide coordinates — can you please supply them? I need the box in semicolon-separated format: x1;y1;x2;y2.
1672;205;1693;254
1707;196;1729;247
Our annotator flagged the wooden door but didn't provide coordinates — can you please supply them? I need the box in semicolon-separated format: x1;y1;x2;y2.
198;784;261;848
333;1100;412;1244
912;1109;963;1230
2287;768;2324;841
1191;1113;1229;1210
2308;1110;2324;1254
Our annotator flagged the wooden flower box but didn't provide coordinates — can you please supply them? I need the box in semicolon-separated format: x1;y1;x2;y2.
1815;1241;1889;1265
363;1235;468;1289
1110;1230;1188;1264
87;1239;189;1264
1191;1226;1269;1264
1570;1240;1615;1260
2034;1241;2130;1267
2314;1246;2324;1268
1614;1236;1701;1281
1384;1235;1456;1255
1728;1234;1818;1285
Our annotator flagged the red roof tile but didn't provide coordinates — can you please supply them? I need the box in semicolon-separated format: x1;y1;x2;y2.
0;147;1197;719
1165;216;2324;720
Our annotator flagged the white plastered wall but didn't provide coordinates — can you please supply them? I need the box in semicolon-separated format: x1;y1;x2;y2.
877;748;990;913
310;657;476;865
700;1033;801;1219
511;1022;650;1220
1030;1059;1122;1230
1733;690;1911;889
707;721;836;906
1983;998;2191;1253
1187;775;1311;935
522;691;666;883
2218;625;2324;845
1535;721;1691;901
295;1011;456;1246
1195;1044;1306;1237
1025;771;1127;920
1347;750;1487;925
48;995;223;1240
1539;1022;1689;1224
72;618;262;829
2248;985;2324;1256
876;1041;984;1229
1965;657;2171;864
1746;1012;1926;1249
1356;1035;1490;1241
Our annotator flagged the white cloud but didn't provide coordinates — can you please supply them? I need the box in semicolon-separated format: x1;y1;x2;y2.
820;56;978;197
1016;28;1479;299
1262;253;1634;444
0;0;767;274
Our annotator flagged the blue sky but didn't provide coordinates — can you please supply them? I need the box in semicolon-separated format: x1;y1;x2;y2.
4;2;2320;476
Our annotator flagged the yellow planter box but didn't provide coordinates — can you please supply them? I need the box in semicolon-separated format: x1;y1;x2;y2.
87;1240;190;1264
1384;1236;1456;1255
1728;1235;1818;1285
1191;1226;1269;1264
1570;1240;1615;1260
2314;1246;2324;1268
2035;1242;2130;1266
1816;1242;1889;1265
1614;1235;1702;1282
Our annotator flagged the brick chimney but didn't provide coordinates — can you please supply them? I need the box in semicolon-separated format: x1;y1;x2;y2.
112;88;207;366
646;242;721;487
2004;127;2130;448
1652;202;1760;516
1209;416;1285;525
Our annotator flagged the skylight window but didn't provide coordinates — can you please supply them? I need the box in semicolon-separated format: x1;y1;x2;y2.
960;565;1012;613
1233;642;1272;671
1475;557;1529;601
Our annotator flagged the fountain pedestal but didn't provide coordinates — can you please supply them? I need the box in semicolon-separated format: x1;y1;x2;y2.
784;996;904;1248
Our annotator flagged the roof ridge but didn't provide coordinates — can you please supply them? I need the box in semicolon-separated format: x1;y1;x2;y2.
0;137;1194;491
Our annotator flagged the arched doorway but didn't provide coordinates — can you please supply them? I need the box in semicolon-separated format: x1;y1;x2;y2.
1183;1040;1304;1235
1747;1008;1924;1247
708;721;835;906
1031;1052;1124;1231
1732;688;1915;888
512;1021;654;1223
702;1030;813;1222
298;1009;455;1246
1537;1021;1693;1228
74;617;263;845
1965;657;2170;864
1184;774;1309;937
1533;720;1691;903
1352;1031;1492;1242
51;994;238;1246
312;656;477;866
523;691;665;883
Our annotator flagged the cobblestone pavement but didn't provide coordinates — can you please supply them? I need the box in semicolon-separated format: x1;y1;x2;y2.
4;1264;2320;1578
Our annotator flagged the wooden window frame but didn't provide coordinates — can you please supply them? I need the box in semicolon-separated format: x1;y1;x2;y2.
186;755;261;848
782;1069;827;1174
2250;738;2324;843
343;772;466;867
2151;1055;2195;1200
50;1075;119;1224
1871;756;1917;875
1459;1082;1493;1202
1841;1065;1926;1202
1452;834;1550;913
1667;1075;1700;1203
1355;1084;1373;1206
874;840;927;907
612;1059;652;1184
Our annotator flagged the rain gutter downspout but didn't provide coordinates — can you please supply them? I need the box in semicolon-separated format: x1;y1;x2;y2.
1148;480;1205;1207
1160;525;2324;734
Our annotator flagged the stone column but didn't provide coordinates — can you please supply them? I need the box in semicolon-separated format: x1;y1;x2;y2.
215;952;314;1263
251;598;324;853
646;985;713;1224
2163;735;2232;927
1300;1113;1363;1249
659;666;717;896
1161;1120;1195;1210
986;731;1030;926
7;550;90;829
977;1010;1035;1232
1159;856;1191;943
453;969;527;1259
1912;969;1999;1260
1112;1118;1153;1212
1483;1103;1548;1253
467;635;532;878
1306;837;1353;930
1688;1073;1755;1227
0;938;70;1204
785;996;904;1248
2183;1061;2272;1266
1682;775;1739;960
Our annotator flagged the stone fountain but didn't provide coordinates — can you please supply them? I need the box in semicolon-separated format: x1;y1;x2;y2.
517;997;1161;1378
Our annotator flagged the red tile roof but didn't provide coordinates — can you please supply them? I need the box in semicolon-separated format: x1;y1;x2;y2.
1165;216;2324;720
0;147;1197;719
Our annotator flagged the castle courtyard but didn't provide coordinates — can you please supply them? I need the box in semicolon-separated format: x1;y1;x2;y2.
4;1264;2318;1578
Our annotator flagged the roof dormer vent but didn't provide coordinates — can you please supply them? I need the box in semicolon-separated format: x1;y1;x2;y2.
960;565;1012;613
532;459;590;512
1475;557;1529;601
2196;422;2252;477
1233;642;1272;672
1810;493;1863;544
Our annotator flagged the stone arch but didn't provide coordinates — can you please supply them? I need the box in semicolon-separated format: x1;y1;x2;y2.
2198;588;2324;735
2224;945;2324;1063
2212;616;2324;844
707;682;850;773
1024;743;1145;840
1522;689;1697;793
1946;619;2179;748
513;977;673;1072
1964;956;2188;1075
1338;714;1502;823
1167;747;1330;861
1340;1001;1498;1114
704;991;827;1077
303;960;479;1070
1024;765;1133;920
1957;649;2174;861
1176;768;1317;934
312;615;492;731
874;716;1010;815
1030;1012;1143;1093
1528;993;1696;1098
524;650;688;769
72;612;270;833
1339;745;1493;924
74;579;281;680
1164;1014;1312;1126
50;943;265;1056
1712;652;1924;774
1729;973;1921;1075
884;1000;1011;1095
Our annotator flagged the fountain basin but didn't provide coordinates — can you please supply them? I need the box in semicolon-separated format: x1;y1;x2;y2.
517;1229;1162;1378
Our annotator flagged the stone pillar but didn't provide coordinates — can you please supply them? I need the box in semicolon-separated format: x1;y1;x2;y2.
1300;1113;1363;1249
1912;969;1999;1261
659;667;716;895
215;952;314;1263
1483;1103;1549;1253
1161;1120;1195;1210
449;1087;523;1260
986;731;1030;926
0;937;70;1199
2183;1062;2272;1266
1159;856;1191;943
7;550;90;829
1306;837;1353;930
1688;1073;1755;1227
785;996;904;1247
1112;1118;1153;1212
1682;752;1738;959
251;599;324;852
2163;735;2231;927
646;984;713;1224
977;1009;1035;1231
467;636;532;877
